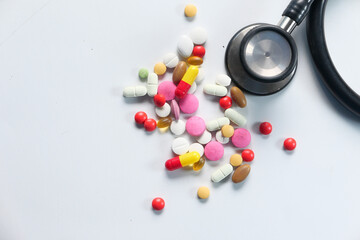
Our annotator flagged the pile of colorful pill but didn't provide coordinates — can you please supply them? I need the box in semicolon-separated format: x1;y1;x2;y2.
123;4;296;211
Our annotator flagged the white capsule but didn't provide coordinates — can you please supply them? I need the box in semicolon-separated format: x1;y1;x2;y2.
215;74;231;87
170;119;186;136
211;164;233;182
195;68;205;84
189;27;208;45
163;53;179;68
155;102;171;118
216;130;229;144
206;117;230;131
203;84;227;96
123;86;147;97
188;81;197;94
177;35;194;58
172;137;190;155
224;108;247;126
196;130;212;145
188;143;204;156
147;73;158;97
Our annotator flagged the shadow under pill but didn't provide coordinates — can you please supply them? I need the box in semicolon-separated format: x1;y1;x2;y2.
232;180;246;190
152;208;164;215
251;122;261;135
198;197;209;203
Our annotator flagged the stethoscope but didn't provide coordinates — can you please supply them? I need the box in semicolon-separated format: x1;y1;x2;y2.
225;0;360;118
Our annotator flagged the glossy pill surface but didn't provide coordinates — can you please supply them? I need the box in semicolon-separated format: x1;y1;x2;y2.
193;156;205;171
163;53;179;68
177;35;194;58
211;164;233;182
154;94;166;107
284;138;296;151
165;152;200;171
242;149;254;162
203;84;227;97
219;96;232;110
154;62;167;75
146;73;158;97
192;45;206;58
170;100;180;120
134;111;147;124
157;117;172;129
215;74;231;87
187;56;203;65
123;86;147;97
260;122;272;135
206;117;230;131
152;197;165;211
184;4;197;17
230;86;247;108
225;108;247;126
175;66;199;98
144;118;157;132
232;164;251;183
221;125;234;138
173;61;187;85
230;154;243;167
197;186;210;199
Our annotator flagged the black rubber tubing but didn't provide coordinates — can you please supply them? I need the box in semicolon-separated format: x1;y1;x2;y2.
283;0;315;25
307;0;360;118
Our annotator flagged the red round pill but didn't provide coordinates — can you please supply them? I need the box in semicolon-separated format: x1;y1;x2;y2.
192;46;206;58
152;197;165;211
219;96;232;110
134;111;148;124
284;138;296;151
154;94;166;107
144;118;157;131
259;122;272;135
242;149;254;162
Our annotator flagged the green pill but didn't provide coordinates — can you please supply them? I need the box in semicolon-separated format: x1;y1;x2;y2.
138;68;149;79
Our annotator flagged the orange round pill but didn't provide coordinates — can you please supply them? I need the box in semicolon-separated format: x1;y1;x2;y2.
197;186;210;199
230;154;243;167
154;62;167;75
184;4;197;17
221;125;234;138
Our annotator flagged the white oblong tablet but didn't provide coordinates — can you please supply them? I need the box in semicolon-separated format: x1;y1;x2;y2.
206;117;230;131
211;164;233;182
215;74;231;87
123;86;147;97
177;35;194;58
170;120;186;136
195;68;205;84
188;81;197;94
172;137;190;155
188;143;204;156
224;108;247;126
147;73;158;97
196;130;212;145
216;130;229;144
189;27;208;45
155;102;171;118
163;53;179;68
203;84;227;96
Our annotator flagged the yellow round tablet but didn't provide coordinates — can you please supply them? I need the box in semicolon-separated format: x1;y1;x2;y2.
154;62;167;75
184;4;197;17
230;154;243;167
197;186;210;199
221;125;234;138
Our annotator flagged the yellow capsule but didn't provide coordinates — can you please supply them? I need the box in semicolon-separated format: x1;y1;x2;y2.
187;56;203;66
179;151;200;166
157;117;172;128
193;156;205;171
182;65;199;85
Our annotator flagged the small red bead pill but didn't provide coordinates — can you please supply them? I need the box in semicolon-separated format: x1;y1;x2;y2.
134;111;147;124
144;118;157;131
192;45;206;58
259;122;272;135
242;149;254;162
284;138;296;151
219;96;232;110
152;197;165;211
154;94;166;107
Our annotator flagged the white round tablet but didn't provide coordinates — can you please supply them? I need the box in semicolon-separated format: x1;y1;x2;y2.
189;27;208;45
172;137;190;155
216;130;229;144
170;120;186;136
188;143;204;156
196;130;212;145
188;81;197;94
163;53;179;68
195;68;205;84
215;74;231;87
155;103;171;118
177;35;194;58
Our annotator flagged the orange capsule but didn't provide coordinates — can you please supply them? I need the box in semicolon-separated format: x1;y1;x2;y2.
187;56;203;66
157;117;172;128
193;156;205;171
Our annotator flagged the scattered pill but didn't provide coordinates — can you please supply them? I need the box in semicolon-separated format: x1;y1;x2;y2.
187;56;203;65
153;94;166;107
163;53;179;68
157;81;176;101
259;122;272;135
173;61;187;85
215;74;231;87
242;149;254;162
172;137;190;155
215;130;229;144
195;68;205;84
123;86;147;97
155;102;171;118
154;62;167;75
197;186;210;199
211;164;233;182
134;111;148;125
206;117;230;131
203;84;227;97
189;27;207;45
225;108;246;126
219;96;232;110
144;118;157;132
193;156;205;171
284;138;296;151
188;143;204;156
179;94;199;114
184;4;197;17
165;151;200;171
230;86;247;108
177;35;194;58
175;66;199;99
152;197;165;211
192;45;206;58
221;125;234;138
196;130;212;145
204;141;224;161
170;119;186;136
188;81;197;94
146;73;158;97
186;116;206;137
232;128;251;148
138;68;149;80
170;99;180;120
232;164;251;183
230;154;243;167
157;117;172;129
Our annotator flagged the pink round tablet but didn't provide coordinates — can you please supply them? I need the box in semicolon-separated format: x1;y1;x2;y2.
185;116;206;136
204;141;224;161
170;100;180;120
232;128;251;148
179;94;199;114
157;81;176;101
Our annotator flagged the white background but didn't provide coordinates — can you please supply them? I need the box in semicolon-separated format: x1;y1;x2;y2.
0;0;360;239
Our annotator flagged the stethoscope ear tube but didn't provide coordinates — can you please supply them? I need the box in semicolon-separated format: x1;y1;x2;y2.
307;0;360;117
283;0;314;25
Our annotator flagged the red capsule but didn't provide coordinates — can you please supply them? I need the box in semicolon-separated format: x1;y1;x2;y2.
284;138;296;151
154;94;166;107
242;149;254;162
192;46;206;58
259;122;272;135
134;111;147;124
152;197;165;211
144;118;157;131
219;96;232;109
